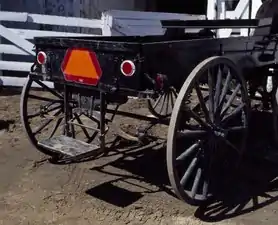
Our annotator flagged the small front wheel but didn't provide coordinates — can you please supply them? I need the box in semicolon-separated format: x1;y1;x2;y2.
147;87;177;119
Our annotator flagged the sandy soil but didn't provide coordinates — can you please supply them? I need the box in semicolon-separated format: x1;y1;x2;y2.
0;87;278;225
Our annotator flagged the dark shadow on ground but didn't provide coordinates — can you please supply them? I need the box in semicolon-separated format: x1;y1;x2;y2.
0;119;15;131
87;139;175;207
194;157;278;222
0;87;22;96
86;181;144;207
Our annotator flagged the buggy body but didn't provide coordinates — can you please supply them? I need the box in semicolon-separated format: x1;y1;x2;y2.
20;14;278;206
32;18;277;98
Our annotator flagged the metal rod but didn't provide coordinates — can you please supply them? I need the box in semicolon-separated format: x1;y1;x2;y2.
248;0;253;36
105;108;170;125
64;84;70;136
68;120;101;132
161;19;259;29
99;92;106;152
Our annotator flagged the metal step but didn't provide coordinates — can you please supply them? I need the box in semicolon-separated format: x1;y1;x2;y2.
38;135;100;157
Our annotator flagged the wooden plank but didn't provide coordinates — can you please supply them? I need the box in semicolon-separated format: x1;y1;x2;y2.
106;10;205;21
0;11;28;22
109;10;206;36
0;61;32;72
28;13;103;29
9;28;100;39
115;26;165;36
116;19;162;27
0;76;54;88
0;25;35;56
114;20;164;35
113;19;201;36
112;19;138;36
0;44;30;55
0;11;103;29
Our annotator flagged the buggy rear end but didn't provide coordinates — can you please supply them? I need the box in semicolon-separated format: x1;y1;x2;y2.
32;36;147;101
32;33;216;93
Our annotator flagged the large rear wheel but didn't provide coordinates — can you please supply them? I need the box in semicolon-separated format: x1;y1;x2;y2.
167;56;250;205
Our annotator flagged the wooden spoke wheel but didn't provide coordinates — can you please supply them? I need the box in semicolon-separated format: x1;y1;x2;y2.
20;76;105;158
147;87;178;118
167;56;250;205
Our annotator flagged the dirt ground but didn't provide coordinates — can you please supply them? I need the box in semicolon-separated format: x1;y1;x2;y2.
1;88;278;225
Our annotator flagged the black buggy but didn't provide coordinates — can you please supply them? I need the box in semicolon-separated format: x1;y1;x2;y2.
20;10;278;205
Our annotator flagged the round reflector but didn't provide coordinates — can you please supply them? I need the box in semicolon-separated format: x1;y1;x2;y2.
37;51;47;65
120;60;135;77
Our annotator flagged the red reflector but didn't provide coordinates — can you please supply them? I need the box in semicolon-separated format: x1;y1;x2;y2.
61;48;102;86
37;51;47;65
120;60;135;77
156;74;164;89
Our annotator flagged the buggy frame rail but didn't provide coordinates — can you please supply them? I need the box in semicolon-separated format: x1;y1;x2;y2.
161;19;260;29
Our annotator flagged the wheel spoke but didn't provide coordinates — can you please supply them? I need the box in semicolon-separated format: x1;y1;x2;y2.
220;84;241;118
214;66;222;112
221;103;245;125
48;117;64;138
159;94;167;114
33;109;62;135
165;93;170;115
87;132;99;143
169;90;175;109
173;90;178;98
188;110;210;129
227;126;246;133
208;69;215;121
180;157;199;186
176;140;202;162
191;168;202;199
219;69;232;107
33;79;63;99
82;111;103;124
27;104;62;119
170;91;175;109
28;94;61;103
177;130;207;139
195;83;211;123
152;94;163;110
202;180;209;199
74;112;100;143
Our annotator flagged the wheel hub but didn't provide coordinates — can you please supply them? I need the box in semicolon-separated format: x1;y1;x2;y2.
212;126;227;138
